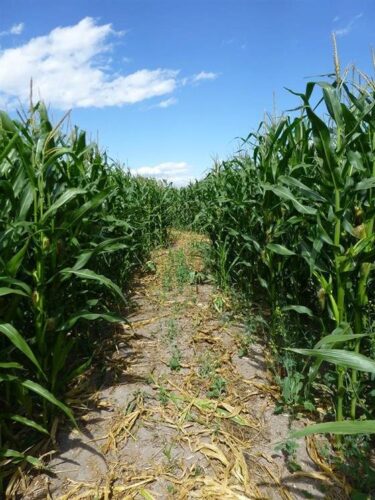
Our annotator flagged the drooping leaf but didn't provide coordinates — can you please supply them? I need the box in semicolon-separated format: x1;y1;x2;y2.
0;449;44;468
266;243;296;256
21;379;76;424
41;188;86;221
9;415;49;435
58;311;124;331
0;323;44;377
263;184;317;215
61;268;125;302
289;348;375;374
282;305;314;317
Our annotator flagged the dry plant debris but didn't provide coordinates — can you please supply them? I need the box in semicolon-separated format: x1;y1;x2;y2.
12;231;348;500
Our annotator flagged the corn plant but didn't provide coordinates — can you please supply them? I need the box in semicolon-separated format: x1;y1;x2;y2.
0;103;173;490
175;62;375;445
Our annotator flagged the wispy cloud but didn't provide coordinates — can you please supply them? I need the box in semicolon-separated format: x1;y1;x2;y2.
0;22;25;37
334;13;363;37
131;161;196;186
180;70;219;87
191;71;218;83
155;96;178;108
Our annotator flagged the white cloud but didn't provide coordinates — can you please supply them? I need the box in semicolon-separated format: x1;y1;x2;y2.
333;16;340;23
155;97;178;108
0;17;179;109
131;161;196;186
192;71;218;83
334;13;363;37
0;22;24;37
10;23;24;35
180;71;219;86
0;18;219;110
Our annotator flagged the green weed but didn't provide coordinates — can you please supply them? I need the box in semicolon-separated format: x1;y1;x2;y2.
207;376;227;399
169;348;182;371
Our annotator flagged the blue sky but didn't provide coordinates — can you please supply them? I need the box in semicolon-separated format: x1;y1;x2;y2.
0;1;374;184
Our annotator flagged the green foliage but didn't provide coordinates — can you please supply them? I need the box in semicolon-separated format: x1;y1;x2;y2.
337;435;375;496
275;438;301;473
173;64;375;489
207;376;227;399
275;356;304;412
0;103;174;488
166;318;178;342
168;347;182;371
161;248;193;292
238;314;266;357
158;386;171;406
198;351;219;379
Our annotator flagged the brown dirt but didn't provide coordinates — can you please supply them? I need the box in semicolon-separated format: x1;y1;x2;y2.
12;231;349;499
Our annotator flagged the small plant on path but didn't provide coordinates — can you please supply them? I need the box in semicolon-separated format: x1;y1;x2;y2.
207;375;227;399
169;347;182;371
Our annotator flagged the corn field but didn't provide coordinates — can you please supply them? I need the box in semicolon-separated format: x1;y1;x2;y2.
176;69;375;440
1;66;375;493
0;103;172;488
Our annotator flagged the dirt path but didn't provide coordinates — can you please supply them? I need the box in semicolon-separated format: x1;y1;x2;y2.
21;231;346;499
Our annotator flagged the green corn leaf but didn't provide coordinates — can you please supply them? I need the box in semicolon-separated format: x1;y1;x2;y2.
21;379;76;424
0;374;18;383
289;348;375;374
0;362;24;370
0;130;20;163
350;235;374;257
0;449;44;468
279;175;326;202
0;287;28;298
302;88;336;183
65;357;93;383
354;177;375;191
18;186;34;220
10;415;49;435
0;110;18;132
0;323;45;377
266;243;296;256
263;184;317;215
44;147;75;167
348;150;365;173
290;420;375;438
315;333;370;349
41;188;86;222
72;239;127;271
6;240;30;276
61;268;125;302
0;278;31;294
66;187;113;227
282;305;314;317
321;84;343;129
58;311;124;331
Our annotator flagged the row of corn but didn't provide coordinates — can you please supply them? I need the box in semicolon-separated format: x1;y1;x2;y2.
175;69;375;447
0;103;173;490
